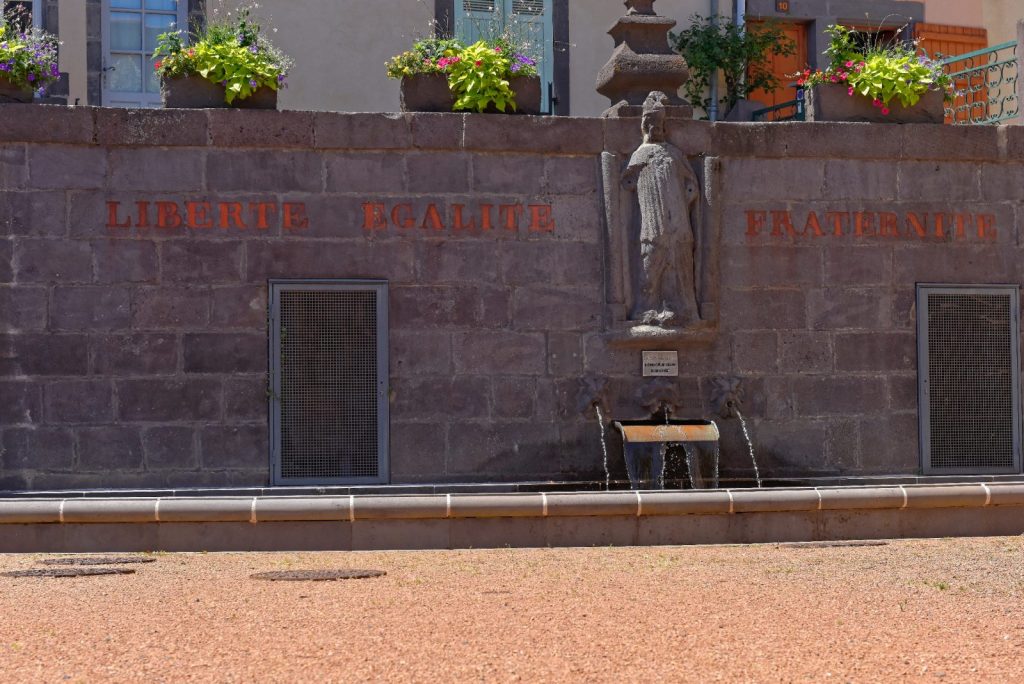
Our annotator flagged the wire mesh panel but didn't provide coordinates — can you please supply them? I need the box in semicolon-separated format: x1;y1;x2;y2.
918;286;1021;474
270;281;388;485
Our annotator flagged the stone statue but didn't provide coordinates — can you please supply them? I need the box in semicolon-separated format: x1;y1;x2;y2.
621;91;702;328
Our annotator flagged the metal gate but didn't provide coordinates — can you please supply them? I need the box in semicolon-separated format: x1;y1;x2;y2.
917;285;1021;475
269;280;389;485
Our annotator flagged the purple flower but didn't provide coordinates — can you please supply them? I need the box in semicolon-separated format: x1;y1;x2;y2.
0;63;8;72
277;74;285;83
27;73;34;81
249;79;257;87
221;80;227;86
249;45;258;54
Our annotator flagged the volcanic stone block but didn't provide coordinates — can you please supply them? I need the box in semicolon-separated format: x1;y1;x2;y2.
416;241;500;283
407;153;469;193
390;330;452;375
500;241;602;287
888;374;918;412
512;286;602;332
314;112;411;150
1;427;75;470
721;159;826;201
93;334;179;376
117;379;221;421
473;154;544;195
94;108;209;147
902;123;1001;162
183;333;266;374
44;380;114;423
210;286;267;328
463;115;604;154
324;152;405;193
778;331;833;374
0;191;66;236
893;245;1018;283
208;109;314;148
823;160;898;201
92;240;158;283
245;241;415;283
446;421;560;477
112;149;204;194
0;104;94;144
0;380;42;424
50;286;131;331
896;162;980;201
199;424;269;469
546;332;582;377
14;239;93;282
543;156;600;195
749;419;834;477
822;246;892;286
0;145;26;189
206;150;321;192
391;376;490;420
77;426;145;471
0;334;89;376
722;246;823;288
790;376;887;416
161;241;243;283
452;331;546;375
389;285;486;329
808;288;891;330
133;288;211;329
491;378;536;419
224;376;267;421
0;286;47;331
28;145;106;189
732;331;778;374
860;413;919;474
0;241;9;282
410;113;464;151
835;332;915;372
720;289;807;331
142;426;197;470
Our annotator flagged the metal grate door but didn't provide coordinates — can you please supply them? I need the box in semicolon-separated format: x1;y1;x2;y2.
918;285;1021;475
270;281;389;485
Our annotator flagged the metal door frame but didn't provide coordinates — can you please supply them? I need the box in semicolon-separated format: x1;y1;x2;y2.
917;284;1022;475
269;279;390;486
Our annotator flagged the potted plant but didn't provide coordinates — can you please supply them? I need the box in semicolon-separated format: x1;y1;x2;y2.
152;6;292;109
800;24;951;124
0;11;60;104
386;37;462;112
386;35;541;114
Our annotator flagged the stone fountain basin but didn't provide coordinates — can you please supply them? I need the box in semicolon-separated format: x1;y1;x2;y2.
612;419;719;444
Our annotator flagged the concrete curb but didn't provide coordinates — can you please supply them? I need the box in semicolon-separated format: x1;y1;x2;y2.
2;483;1022;525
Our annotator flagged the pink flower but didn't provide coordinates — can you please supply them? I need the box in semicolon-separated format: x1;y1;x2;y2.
846;60;854;67
873;99;883;108
881;107;890;115
494;46;502;53
830;75;837;82
848;87;855;96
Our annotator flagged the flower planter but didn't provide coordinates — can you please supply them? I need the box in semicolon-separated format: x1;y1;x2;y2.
806;83;945;124
0;75;34;104
399;73;454;112
510;75;542;115
161;75;278;109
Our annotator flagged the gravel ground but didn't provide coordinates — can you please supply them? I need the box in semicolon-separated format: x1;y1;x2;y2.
1;537;1022;682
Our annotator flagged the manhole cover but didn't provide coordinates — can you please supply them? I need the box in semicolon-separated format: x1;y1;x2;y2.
2;567;136;578
251;569;386;582
41;556;157;566
779;540;889;549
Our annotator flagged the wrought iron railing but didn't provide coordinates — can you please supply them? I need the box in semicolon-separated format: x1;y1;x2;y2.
939;40;1019;125
751;85;804;122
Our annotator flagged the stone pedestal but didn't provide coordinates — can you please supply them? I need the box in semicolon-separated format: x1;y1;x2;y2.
596;0;691;118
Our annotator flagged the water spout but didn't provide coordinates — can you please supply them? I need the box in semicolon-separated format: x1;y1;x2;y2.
734;407;762;488
595;404;610;491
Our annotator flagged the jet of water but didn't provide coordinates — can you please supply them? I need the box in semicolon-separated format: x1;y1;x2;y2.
595;404;610;491
734;408;763;488
710;420;721;489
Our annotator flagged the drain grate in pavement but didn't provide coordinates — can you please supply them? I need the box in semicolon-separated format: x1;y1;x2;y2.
251;569;386;581
778;541;890;549
3;567;137;578
42;556;157;566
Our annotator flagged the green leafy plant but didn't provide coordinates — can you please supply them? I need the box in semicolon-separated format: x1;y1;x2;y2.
0;6;60;95
386;37;464;79
670;15;796;117
152;5;292;104
801;24;952;113
446;40;516;112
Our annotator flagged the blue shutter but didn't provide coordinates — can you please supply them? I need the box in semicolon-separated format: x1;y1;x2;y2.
505;0;552;114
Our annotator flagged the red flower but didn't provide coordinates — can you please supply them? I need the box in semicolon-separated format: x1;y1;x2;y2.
154;60;162;70
475;60;482;67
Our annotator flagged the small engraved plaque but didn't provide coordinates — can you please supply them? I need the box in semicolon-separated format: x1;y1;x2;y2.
642;351;679;377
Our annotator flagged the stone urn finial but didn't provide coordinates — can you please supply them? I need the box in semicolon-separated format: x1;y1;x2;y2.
596;0;691;118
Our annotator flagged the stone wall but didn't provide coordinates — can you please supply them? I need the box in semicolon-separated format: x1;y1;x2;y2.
1;105;1022;490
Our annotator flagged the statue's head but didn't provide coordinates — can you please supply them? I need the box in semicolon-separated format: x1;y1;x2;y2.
640;91;668;143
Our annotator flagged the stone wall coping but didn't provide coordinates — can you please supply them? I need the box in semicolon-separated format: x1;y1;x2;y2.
1;483;1021;524
0;104;1018;161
